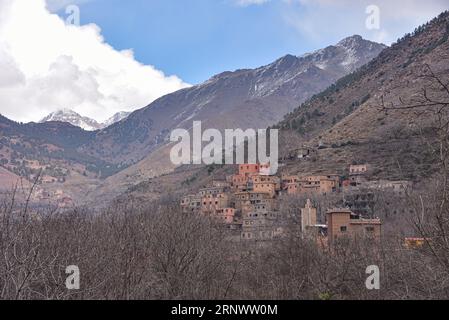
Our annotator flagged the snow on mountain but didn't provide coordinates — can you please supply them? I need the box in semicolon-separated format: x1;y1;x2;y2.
102;111;131;127
39;109;102;131
39;109;131;131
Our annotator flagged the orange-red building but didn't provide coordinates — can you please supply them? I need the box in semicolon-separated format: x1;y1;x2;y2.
215;208;236;224
238;164;261;177
229;174;250;192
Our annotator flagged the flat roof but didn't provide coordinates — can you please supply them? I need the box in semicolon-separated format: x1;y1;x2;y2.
350;219;382;225
327;208;353;213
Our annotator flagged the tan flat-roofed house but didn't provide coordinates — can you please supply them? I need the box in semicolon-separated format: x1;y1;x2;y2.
298;175;340;195
201;192;230;215
251;175;279;197
327;208;381;245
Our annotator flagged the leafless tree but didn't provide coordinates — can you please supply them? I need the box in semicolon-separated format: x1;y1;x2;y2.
380;60;449;294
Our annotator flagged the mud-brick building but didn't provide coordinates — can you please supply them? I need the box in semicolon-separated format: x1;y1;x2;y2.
201;192;231;215
181;194;202;213
234;191;278;216
326;208;381;245
348;164;370;185
250;175;280;198
298;175;341;195
214;208;236;224
238;164;260;176
199;185;229;197
241;211;284;241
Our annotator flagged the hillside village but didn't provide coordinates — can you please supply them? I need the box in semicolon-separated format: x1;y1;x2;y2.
1;3;448;300
181;161;412;245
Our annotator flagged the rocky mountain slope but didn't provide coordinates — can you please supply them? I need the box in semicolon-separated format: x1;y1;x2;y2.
275;11;449;182
0;114;120;201
0;166;22;191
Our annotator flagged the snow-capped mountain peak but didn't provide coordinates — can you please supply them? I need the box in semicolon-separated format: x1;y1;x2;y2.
336;35;365;48
103;111;131;127
39;109;131;131
39;109;102;131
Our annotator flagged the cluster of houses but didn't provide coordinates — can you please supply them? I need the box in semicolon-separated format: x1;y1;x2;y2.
180;163;408;244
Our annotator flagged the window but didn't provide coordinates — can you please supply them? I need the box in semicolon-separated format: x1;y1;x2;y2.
340;226;347;232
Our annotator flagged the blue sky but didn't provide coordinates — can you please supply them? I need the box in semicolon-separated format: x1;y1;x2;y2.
55;0;449;85
60;0;304;84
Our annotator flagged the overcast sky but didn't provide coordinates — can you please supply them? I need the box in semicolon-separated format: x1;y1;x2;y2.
0;0;448;122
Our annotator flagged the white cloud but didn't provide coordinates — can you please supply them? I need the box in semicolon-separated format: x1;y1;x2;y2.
281;0;449;45
0;0;190;123
234;0;271;7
